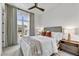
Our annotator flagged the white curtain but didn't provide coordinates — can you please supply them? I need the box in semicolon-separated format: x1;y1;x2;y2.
6;5;17;47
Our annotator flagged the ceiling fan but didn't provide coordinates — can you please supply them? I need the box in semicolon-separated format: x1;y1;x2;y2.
28;3;45;12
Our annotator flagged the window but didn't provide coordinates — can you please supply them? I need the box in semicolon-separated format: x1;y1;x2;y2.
17;10;30;38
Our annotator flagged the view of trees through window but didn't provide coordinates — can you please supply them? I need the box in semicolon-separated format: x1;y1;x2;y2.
17;10;30;38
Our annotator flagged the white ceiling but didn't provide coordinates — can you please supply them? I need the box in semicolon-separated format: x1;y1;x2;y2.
9;3;59;14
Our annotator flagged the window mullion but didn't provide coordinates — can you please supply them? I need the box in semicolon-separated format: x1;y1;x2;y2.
22;16;24;37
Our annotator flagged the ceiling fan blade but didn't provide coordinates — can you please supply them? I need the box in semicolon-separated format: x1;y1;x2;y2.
28;3;45;12
28;6;35;10
36;7;45;11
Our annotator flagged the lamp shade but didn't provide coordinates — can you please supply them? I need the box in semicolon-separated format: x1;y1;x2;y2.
64;27;75;35
63;26;76;40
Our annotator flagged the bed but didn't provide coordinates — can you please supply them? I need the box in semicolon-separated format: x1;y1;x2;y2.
20;26;63;56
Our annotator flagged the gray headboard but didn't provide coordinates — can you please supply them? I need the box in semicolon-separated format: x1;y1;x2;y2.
44;26;62;32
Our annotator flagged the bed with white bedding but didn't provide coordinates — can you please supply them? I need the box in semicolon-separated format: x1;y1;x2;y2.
20;26;63;56
21;36;56;56
20;32;63;56
30;36;58;56
20;36;42;56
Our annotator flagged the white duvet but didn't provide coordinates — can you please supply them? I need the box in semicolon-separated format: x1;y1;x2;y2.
20;37;42;56
20;32;62;56
31;36;58;56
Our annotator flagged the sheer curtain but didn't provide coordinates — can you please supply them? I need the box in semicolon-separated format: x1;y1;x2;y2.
5;5;17;47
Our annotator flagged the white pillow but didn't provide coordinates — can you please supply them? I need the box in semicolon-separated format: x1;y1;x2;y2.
52;32;63;44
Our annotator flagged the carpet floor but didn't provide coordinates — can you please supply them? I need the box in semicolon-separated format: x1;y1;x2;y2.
53;50;75;56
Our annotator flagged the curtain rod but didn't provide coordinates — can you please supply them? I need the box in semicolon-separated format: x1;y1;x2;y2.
5;3;34;14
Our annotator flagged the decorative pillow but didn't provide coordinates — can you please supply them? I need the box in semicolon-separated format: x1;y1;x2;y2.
51;32;54;37
41;31;46;36
53;32;63;44
46;31;52;37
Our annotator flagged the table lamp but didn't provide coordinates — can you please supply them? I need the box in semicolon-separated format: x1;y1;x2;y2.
64;27;75;41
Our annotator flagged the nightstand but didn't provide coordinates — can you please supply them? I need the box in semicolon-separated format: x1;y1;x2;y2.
59;39;79;56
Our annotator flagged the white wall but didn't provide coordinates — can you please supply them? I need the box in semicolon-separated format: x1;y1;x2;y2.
34;14;42;27
0;3;2;56
34;14;42;35
41;3;79;28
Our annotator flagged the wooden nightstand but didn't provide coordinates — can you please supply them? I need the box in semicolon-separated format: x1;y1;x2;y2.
59;39;79;56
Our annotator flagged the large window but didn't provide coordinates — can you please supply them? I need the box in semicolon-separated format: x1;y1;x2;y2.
17;10;30;38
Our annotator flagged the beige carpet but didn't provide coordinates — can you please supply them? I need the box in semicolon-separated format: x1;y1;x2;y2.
54;50;75;56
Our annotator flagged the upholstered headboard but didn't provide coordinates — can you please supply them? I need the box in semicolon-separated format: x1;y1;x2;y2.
44;26;62;32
